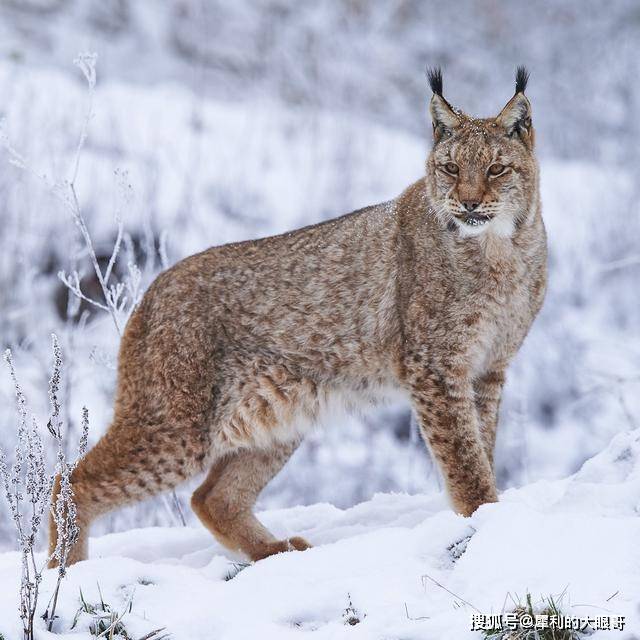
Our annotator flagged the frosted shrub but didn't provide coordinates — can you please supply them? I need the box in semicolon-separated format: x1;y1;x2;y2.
0;335;89;639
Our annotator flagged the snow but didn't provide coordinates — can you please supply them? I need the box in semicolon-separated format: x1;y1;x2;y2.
1;429;638;639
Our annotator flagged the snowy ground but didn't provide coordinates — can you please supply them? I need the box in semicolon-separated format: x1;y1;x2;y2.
1;428;638;639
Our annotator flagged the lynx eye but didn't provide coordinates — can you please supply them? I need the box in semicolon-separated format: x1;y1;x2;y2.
443;162;459;175
488;163;505;176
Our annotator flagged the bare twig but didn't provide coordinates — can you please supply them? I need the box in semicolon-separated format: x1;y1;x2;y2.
404;602;430;621
421;573;481;613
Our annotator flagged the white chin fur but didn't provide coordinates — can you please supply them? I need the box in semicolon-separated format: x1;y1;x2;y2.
487;214;515;238
454;214;515;239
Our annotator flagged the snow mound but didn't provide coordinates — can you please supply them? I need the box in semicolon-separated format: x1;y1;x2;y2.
0;430;638;639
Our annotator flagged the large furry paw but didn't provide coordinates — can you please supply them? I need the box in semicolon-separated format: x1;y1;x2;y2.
285;536;312;552
252;536;312;561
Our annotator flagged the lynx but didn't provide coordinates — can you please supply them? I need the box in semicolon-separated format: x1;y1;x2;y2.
50;67;546;566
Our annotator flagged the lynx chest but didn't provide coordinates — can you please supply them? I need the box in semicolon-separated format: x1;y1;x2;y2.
463;243;541;378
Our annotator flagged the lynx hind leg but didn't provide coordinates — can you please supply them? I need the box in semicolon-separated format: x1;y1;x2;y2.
48;420;209;568
191;442;311;561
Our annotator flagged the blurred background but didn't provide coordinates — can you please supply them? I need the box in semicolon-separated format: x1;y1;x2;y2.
0;0;639;547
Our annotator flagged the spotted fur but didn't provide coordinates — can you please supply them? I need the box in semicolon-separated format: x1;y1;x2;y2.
50;69;547;566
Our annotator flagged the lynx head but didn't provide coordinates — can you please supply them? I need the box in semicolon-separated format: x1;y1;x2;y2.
425;67;537;237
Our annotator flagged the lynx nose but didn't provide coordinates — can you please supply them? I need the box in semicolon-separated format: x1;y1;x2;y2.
461;200;480;212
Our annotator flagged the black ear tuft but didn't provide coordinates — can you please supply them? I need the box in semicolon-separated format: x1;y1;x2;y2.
515;66;529;94
427;66;443;96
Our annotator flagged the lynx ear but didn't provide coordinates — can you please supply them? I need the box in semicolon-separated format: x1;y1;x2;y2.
427;67;460;142
496;66;533;143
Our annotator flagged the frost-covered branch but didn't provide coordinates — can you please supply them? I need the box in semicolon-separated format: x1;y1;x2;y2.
0;335;89;639
45;336;90;631
1;52;141;335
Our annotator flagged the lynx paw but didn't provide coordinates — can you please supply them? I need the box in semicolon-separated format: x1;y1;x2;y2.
252;536;312;561
286;536;312;552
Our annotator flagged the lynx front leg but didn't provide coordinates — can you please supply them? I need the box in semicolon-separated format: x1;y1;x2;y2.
473;368;506;468
411;370;497;516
